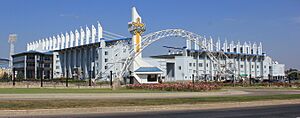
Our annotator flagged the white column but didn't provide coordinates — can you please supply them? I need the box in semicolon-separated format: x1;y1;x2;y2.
45;38;49;51
210;57;213;81
243;42;247;54
53;36;57;50
42;39;45;51
209;36;213;51
229;41;234;53
86;26;91;44
70;31;74;47
80;27;85;46
253;43;257;55
26;43;29;51
203;36;207;50
79;48;82;78
49;37;53;50
248;42;252;54
57;35;61;50
97;21;103;42
35;41;39;51
216;38;221;51
244;56;247;75
32;41;35;51
223;39;228;52
194;37;199;50
75;30;79;47
238;56;241;78
255;56;257;77
204;54;207;81
60;34;65;49
74;48;77;68
236;41;240;53
28;43;31;51
258;42;263;55
85;48;88;78
249;57;252;77
91;25;96;43
68;49;72;78
186;39;191;50
65;32;70;48
64;51;67;78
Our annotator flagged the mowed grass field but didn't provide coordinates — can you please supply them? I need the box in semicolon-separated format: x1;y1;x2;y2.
0;88;300;110
0;88;168;94
0;94;300;110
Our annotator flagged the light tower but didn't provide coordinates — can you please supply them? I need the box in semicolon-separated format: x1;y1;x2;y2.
8;34;17;75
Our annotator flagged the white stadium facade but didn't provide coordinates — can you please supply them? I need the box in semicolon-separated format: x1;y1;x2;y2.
15;7;285;84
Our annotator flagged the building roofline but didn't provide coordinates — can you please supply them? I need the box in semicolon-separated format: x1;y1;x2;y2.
12;50;53;57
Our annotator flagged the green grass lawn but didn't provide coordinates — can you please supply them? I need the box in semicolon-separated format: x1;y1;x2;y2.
0;88;169;94
0;94;300;110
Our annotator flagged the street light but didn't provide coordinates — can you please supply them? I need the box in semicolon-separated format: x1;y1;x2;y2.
110;71;113;89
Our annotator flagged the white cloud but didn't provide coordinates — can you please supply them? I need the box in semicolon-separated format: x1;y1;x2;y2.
59;14;80;19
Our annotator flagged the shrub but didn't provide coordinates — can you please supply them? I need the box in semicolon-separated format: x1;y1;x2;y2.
126;82;221;92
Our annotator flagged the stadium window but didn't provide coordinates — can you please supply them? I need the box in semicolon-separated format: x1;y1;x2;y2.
105;66;108;69
104;58;108;62
199;63;203;67
189;63;192;67
104;51;108;55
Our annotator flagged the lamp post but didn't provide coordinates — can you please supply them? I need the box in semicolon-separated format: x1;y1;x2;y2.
66;77;69;87
89;70;92;86
249;74;252;86
268;74;271;87
192;74;195;84
12;69;15;86
110;71;113;89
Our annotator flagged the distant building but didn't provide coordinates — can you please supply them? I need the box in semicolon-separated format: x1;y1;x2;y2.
0;58;9;69
148;40;285;81
0;58;10;79
15;7;285;83
12;51;53;79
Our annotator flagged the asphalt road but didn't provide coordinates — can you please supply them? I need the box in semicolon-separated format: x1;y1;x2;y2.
16;104;300;118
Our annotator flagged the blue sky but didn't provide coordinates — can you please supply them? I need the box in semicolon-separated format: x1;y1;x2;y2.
0;0;299;69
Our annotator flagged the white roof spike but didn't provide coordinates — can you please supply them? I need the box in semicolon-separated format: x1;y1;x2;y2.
132;7;141;22
97;21;102;27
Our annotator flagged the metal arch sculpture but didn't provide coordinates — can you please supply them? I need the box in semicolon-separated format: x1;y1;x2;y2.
118;29;233;78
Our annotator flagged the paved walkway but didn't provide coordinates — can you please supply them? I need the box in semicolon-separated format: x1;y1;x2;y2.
0;89;247;100
0;89;300;100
